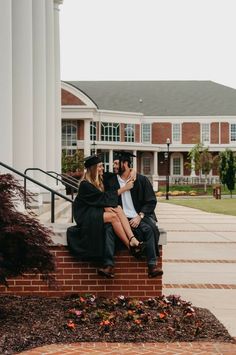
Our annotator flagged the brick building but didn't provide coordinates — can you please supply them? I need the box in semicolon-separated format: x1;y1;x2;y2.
61;81;236;189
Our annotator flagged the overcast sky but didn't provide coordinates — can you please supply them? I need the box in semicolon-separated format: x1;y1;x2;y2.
60;0;236;89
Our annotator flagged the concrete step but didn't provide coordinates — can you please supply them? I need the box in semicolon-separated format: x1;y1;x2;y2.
38;199;72;224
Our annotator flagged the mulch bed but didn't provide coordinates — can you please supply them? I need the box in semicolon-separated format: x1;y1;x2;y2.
0;293;235;354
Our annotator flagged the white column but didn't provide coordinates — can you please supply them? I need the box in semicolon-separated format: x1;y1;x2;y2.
54;0;63;173
133;150;137;170
46;0;55;172
190;157;196;177
109;149;113;172
153;151;158;175
32;0;47;181
0;0;12;166
84;120;91;157
12;0;34;172
152;151;159;191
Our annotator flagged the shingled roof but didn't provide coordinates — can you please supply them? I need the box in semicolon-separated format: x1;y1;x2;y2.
66;81;236;116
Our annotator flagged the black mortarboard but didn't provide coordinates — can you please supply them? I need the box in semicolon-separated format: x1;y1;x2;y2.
114;151;136;163
84;154;102;168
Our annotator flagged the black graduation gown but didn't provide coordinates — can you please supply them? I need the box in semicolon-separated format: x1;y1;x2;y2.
106;173;157;218
106;173;160;255
69;180;118;260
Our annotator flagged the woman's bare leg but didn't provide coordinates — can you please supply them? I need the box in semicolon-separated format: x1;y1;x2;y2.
104;211;129;248
113;206;140;247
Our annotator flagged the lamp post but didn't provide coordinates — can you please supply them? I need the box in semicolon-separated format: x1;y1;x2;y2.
164;138;171;200
91;141;97;155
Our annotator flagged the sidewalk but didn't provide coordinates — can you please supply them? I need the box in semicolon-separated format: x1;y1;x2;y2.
20;202;236;354
158;201;236;337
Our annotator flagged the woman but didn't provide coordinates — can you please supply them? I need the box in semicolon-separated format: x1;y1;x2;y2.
73;155;142;266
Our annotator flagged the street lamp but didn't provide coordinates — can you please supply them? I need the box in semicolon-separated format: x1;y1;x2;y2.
91;141;97;155
164;138;171;200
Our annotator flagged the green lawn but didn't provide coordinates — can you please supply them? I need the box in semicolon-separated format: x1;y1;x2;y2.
160;197;236;216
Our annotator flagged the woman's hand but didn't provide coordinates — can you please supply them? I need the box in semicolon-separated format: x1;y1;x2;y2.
104;207;117;213
128;169;136;181
124;179;134;191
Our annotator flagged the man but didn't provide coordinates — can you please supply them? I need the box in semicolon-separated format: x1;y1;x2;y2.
100;151;163;278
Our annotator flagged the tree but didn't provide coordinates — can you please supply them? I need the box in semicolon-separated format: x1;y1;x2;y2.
61;149;84;174
219;149;236;197
187;143;213;192
0;174;56;287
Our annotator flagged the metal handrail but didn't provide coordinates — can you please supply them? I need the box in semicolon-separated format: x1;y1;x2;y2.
24;168;78;200
0;161;73;223
47;170;80;186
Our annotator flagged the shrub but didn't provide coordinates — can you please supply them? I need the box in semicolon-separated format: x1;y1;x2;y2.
0;174;56;287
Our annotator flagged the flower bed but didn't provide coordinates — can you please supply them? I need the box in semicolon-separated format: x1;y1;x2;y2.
0;293;234;354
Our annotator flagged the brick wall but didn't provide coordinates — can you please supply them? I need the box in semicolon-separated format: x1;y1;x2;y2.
152;123;171;144
211;122;219;144
77;120;84;140
182;122;200;144
135;124;140;143
221;122;229;144
0;247;163;299
61;89;85;106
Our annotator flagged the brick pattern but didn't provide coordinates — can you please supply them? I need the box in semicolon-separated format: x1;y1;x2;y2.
0;247;163;298
152;123;171;144
120;123;125;142
77;120;84;140
182;122;200;144
135;124;140;143
164;283;236;289
211;122;219;144
164;259;236;263
61;89;85;106
221;122;229;144
19;341;236;354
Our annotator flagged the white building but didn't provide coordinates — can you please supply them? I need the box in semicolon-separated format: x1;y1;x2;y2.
0;0;63;180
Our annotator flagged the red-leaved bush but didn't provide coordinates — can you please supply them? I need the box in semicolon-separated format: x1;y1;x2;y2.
0;174;56;287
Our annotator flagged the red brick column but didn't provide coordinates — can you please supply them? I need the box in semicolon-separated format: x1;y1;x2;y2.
0;246;163;299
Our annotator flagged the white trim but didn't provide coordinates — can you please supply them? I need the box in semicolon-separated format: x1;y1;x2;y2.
141;122;152;144
201;122;210;144
61;81;97;108
145;115;236;122
172;122;181;143
170;153;184;176
230;122;236;143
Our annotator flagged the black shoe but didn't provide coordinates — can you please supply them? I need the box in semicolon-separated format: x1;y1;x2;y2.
148;265;163;278
129;236;145;259
98;265;114;278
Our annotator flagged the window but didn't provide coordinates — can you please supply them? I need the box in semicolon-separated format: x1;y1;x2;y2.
230;124;236;142
101;151;110;172
90;122;97;141
62;148;77;157
173;157;181;175
125;124;135;142
142;123;151;143
101;122;120;141
143;157;151;175
201;123;210;143
172;123;181;143
62;121;77;147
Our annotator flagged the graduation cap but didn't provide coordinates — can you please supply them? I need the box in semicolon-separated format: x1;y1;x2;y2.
114;151;136;163
84;154;102;168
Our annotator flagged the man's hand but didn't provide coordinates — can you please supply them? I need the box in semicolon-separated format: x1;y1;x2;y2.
129;214;141;228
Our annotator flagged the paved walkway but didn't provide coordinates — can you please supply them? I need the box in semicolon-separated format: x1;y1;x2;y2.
20;202;236;354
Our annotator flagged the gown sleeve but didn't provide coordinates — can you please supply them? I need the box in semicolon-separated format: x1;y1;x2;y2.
138;175;157;214
78;180;118;207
